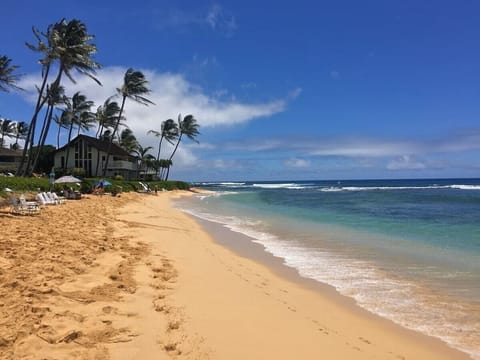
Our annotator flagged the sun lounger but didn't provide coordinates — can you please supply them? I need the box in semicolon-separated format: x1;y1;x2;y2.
11;197;40;215
49;192;66;203
46;192;65;204
36;192;56;206
138;182;151;193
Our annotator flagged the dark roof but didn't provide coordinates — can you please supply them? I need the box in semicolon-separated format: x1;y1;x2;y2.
0;147;23;157
56;135;134;157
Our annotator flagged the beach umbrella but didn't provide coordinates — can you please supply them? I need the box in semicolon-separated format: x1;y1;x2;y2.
93;179;112;186
54;175;82;184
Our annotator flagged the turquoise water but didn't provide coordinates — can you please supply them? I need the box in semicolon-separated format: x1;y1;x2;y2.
175;179;480;359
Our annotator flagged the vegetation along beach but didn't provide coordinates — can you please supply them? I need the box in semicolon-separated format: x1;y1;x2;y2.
1;1;480;359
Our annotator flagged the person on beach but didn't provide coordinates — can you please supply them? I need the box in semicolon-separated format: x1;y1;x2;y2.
154;185;158;195
94;179;105;195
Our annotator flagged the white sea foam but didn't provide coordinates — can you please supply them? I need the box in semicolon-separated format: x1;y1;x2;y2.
320;184;480;192
451;184;480;190
253;183;313;190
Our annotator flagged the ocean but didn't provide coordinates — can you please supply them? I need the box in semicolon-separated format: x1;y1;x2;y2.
174;178;480;359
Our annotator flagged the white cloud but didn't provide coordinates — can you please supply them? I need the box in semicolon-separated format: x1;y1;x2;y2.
205;4;237;34
154;4;237;36
387;155;426;170
17;66;289;167
284;158;310;168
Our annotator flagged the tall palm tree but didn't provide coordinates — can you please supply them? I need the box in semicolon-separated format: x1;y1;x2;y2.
60;92;94;173
165;114;200;180
18;18;101;176
53;113;69;149
95;98;120;139
29;83;65;172
102;68;154;177
94;99;121;176
0;56;22;92
147;118;178;177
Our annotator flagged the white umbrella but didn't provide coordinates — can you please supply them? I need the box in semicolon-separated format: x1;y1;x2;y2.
54;175;82;184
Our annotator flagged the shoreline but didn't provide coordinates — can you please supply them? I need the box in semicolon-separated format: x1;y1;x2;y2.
0;191;472;359
173;195;473;359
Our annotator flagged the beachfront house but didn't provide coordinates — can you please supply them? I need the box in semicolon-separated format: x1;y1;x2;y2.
54;134;139;180
0;147;23;173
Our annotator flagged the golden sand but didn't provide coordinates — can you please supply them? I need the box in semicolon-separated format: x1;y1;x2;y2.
0;192;471;359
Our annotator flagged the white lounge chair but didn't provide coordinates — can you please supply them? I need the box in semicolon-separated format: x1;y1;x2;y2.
36;192;56;206
47;192;65;204
11;197;40;215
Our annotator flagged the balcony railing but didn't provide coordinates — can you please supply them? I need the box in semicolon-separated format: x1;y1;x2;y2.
110;160;136;170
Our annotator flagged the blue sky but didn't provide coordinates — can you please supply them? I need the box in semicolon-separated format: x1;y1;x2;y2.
1;0;480;181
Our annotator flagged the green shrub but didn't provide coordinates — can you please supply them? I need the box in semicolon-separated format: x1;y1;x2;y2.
71;168;85;177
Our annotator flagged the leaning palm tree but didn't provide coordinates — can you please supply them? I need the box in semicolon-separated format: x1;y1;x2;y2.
18;18;101;176
102;68;154;177
147;118;178;177
95;98;120;139
164;114;200;180
94;98;121;176
29;83;65;172
60;92;94;173
0;56;22;92
53;113;69;149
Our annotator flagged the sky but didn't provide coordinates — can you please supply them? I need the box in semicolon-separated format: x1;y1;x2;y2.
1;0;480;181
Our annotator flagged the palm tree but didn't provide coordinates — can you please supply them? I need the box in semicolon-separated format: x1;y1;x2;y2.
60;92;94;173
133;144;153;180
0;119;16;148
165;114;200;180
95;98;120;138
147;118;178;177
53;113;69;149
93;99;121;176
12;121;29;150
29;83;65;172
158;159;173;180
102;68;154;177
0;56;22;92
119;128;138;154
18;18;101;176
76;108;96;136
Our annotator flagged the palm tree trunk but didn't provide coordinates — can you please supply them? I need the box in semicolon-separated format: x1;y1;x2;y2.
24;65;63;176
94;124;104;177
63;123;74;174
31;104;54;173
165;164;171;181
16;64;51;176
155;136;164;177
56;121;62;149
103;95;126;177
169;134;182;161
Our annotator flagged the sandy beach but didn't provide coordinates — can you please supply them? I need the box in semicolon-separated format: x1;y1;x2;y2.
0;191;472;359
